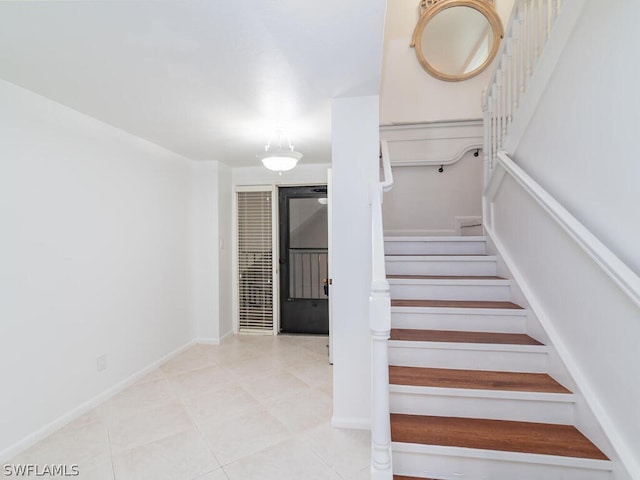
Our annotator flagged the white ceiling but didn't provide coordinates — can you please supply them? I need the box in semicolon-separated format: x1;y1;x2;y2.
0;0;386;166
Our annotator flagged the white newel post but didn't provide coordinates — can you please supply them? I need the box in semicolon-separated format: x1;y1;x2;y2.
370;185;393;480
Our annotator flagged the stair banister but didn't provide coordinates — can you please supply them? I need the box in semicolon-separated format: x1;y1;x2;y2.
370;140;393;479
483;0;573;177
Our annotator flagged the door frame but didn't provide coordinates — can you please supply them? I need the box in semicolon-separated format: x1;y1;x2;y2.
277;185;329;335
232;185;279;336
232;180;329;337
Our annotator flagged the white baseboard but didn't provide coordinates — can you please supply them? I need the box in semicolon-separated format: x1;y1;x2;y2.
332;416;371;430
197;330;234;346
0;339;196;463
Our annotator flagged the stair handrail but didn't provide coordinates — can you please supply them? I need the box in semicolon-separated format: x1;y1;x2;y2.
370;140;393;479
492;151;640;309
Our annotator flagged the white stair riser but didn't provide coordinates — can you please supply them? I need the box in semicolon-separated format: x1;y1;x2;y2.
390;391;575;424
389;344;548;373
392;448;611;480
391;310;526;333
385;240;486;255
390;283;511;301
386;258;497;276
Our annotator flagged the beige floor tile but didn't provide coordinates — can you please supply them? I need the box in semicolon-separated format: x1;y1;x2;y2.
183;384;260;425
7;335;373;480
342;466;371;480
194;469;229;480
9;420;110;468
261;387;333;434
286;360;333;388
221;354;283;380
299;424;371;478
160;346;217;377
107;401;195;453
112;430;219;480
238;371;310;403
222;437;342;480
75;457;115;480
200;409;290;465
96;378;176;422
168;364;237;398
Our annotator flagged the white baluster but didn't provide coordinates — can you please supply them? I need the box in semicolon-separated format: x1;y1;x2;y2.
511;22;519;117
497;68;504;150
542;0;549;43
531;0;540;64
526;0;533;80
505;39;511;131
519;2;526;101
491;87;498;169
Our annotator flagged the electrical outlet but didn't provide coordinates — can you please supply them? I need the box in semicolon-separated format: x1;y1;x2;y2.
96;354;107;372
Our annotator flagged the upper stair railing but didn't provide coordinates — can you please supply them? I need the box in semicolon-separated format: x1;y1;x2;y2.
483;0;586;180
370;140;393;479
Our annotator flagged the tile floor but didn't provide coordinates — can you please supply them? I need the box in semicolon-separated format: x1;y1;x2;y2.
3;335;371;480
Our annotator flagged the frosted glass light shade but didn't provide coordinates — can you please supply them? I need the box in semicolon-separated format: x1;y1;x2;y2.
258;150;302;172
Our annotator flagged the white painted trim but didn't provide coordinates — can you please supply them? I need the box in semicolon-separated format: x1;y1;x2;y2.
392;442;612;471
232;185;277;336
388;277;511;287
0;339;195;463
271;186;279;336
390;306;526;316
389;384;575;403
380;120;483;167
389;340;548;354
384;235;486;242
386;255;497;262
495;152;640;310
332;416;371;430
503;1;588;154
197;330;234;345
485;225;640;478
384;229;458;237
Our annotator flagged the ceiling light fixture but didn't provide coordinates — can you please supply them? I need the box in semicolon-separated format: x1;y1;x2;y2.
258;128;302;174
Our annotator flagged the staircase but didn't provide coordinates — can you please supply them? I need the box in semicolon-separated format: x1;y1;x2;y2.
383;236;612;480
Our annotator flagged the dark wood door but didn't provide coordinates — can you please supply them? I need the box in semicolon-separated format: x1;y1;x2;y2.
278;186;329;334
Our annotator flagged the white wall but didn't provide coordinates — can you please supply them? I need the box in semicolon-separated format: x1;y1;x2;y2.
383;151;483;235
217;164;233;338
0;79;195;459
331;95;380;428
192;161;233;343
380;0;514;124
516;1;640;276
487;2;640;477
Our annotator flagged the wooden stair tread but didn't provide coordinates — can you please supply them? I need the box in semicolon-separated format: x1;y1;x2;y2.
390;329;543;345
389;366;570;393
391;414;608;460
391;299;523;309
387;275;505;280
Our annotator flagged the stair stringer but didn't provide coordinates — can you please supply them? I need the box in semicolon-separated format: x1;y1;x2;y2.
484;230;631;480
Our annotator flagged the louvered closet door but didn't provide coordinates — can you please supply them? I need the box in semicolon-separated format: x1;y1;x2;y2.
237;191;273;332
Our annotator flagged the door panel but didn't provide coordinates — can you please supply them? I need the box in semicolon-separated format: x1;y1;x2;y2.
279;186;329;334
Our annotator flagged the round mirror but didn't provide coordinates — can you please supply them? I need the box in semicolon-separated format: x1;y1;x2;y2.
411;0;503;82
